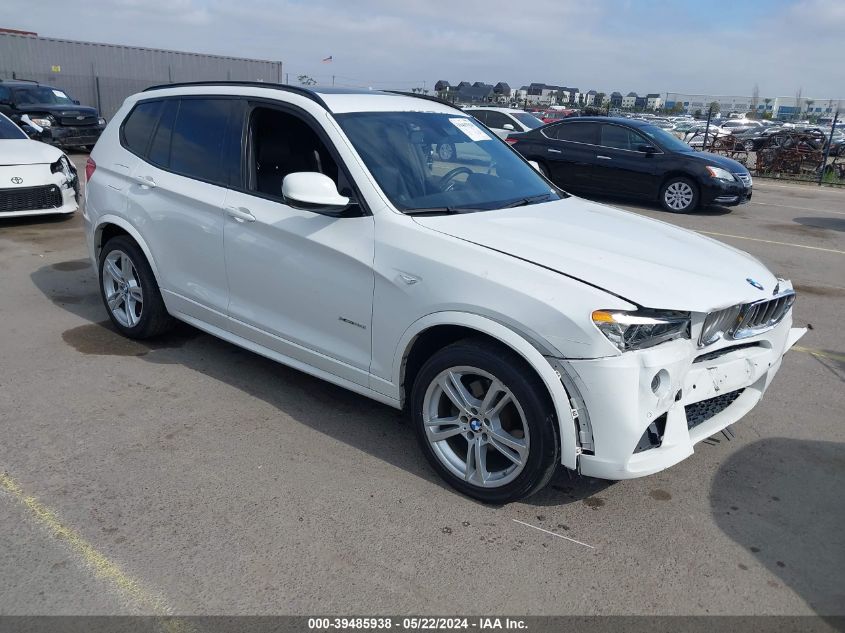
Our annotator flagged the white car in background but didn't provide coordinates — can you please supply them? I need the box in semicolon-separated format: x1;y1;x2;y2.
464;107;543;139
0;112;78;218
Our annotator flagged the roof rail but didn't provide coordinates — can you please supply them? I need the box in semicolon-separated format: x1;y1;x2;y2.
141;81;329;110
0;77;39;84
382;90;462;112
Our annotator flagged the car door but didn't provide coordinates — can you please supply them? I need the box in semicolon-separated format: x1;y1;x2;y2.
543;121;600;191
123;96;240;330
592;123;664;198
483;111;519;139
222;102;375;387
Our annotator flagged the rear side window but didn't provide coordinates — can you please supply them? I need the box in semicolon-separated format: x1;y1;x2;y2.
122;100;163;156
599;124;647;151
469;110;489;124
552;122;599;144
169;99;234;185
485;111;513;129
148;99;178;167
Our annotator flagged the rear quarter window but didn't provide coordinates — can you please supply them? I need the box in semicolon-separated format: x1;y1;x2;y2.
121;100;164;156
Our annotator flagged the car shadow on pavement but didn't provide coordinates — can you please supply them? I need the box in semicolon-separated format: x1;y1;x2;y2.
710;437;845;623
31;259;605;506
793;216;845;233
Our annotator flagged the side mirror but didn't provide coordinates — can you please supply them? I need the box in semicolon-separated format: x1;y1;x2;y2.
503;123;515;131
73;99;81;105
637;144;657;154
282;172;351;215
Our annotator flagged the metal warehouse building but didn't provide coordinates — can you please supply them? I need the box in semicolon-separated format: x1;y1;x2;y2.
0;32;283;118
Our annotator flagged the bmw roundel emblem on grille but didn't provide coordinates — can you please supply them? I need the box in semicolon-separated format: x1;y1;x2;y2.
11;176;23;184
746;278;764;290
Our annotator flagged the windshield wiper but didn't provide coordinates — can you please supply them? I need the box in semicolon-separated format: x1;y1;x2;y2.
404;207;476;216
500;193;553;209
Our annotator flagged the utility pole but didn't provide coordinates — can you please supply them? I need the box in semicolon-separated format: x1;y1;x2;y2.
332;75;335;87
702;105;713;151
818;108;839;186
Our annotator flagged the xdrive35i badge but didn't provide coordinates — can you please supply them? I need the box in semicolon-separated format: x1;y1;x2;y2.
746;278;764;290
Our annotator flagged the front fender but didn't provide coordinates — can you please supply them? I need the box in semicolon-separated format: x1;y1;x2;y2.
392;311;579;469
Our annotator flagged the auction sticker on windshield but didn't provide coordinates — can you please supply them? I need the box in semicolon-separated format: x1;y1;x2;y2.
449;117;491;141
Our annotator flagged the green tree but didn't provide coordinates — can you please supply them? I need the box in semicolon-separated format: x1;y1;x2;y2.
297;75;316;86
708;101;721;114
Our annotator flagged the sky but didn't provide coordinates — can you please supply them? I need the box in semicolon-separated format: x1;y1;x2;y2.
1;0;843;99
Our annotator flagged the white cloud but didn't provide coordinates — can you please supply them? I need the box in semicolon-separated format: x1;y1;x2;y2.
0;0;841;98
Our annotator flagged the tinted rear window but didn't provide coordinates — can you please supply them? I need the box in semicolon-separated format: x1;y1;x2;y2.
169;99;234;186
122;101;163;156
552;122;599;144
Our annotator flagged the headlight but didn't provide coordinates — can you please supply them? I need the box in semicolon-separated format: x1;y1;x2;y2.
51;155;76;183
706;166;735;181
30;117;53;128
98;117;106;126
591;308;690;352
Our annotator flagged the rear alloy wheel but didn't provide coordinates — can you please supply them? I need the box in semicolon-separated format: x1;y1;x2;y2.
660;177;699;213
99;236;174;339
411;339;559;503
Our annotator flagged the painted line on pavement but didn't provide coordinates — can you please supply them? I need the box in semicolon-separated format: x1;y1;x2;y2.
0;471;193;632
512;519;595;549
697;230;845;255
793;346;845;363
749;201;845;216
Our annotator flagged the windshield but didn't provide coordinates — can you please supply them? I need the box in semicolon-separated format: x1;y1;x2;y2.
335;111;562;213
640;124;696;152
13;87;75;106
511;112;543;129
0;114;27;139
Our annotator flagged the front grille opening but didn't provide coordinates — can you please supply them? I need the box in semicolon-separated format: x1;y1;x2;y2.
0;185;63;213
694;342;761;363
633;413;667;454
685;389;744;430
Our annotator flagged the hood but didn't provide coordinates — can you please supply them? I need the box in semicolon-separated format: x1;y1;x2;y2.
682;149;750;173
413;197;778;313
0;139;63;165
16;104;98;117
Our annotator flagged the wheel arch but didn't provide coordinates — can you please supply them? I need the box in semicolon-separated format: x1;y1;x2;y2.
394;312;578;469
94;215;161;283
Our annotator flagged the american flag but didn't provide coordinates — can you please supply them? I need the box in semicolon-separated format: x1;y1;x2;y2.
321;56;333;63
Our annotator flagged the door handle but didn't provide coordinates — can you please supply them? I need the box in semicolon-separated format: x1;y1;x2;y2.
225;206;255;223
548;148;562;154
131;175;156;188
596;155;612;160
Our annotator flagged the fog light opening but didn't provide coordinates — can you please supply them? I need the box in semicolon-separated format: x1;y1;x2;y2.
651;369;670;397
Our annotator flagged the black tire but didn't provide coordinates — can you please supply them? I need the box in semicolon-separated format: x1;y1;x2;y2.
410;338;560;503
98;235;175;339
437;142;456;161
659;176;699;213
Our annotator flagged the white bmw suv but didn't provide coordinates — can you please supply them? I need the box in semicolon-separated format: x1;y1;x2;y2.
84;83;805;502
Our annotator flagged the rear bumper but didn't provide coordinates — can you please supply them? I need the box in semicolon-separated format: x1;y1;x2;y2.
554;314;804;480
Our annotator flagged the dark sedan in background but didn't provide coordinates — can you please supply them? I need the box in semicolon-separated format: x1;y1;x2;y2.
508;117;753;213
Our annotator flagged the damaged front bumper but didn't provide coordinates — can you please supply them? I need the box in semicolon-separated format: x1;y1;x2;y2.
549;312;805;480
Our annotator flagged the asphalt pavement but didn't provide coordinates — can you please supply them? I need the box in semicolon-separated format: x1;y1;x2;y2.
1;156;843;618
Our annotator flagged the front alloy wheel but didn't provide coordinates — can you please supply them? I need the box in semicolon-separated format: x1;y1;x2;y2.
411;339;560;503
423;366;530;488
660;177;699;213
